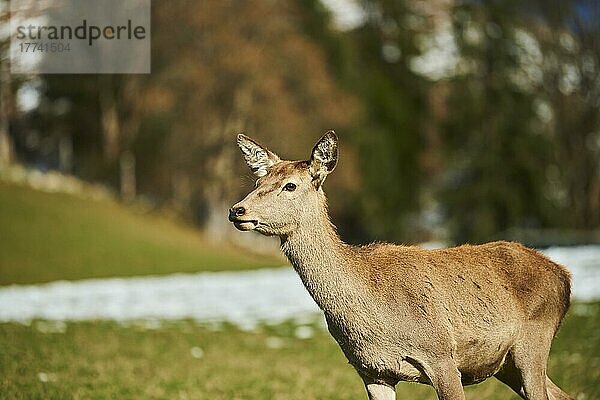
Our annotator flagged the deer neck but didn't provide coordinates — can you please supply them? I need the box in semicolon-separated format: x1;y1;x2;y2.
280;205;363;316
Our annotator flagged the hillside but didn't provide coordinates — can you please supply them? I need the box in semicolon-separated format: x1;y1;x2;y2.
0;182;281;285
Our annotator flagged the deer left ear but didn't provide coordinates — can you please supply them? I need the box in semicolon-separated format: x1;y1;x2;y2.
309;130;338;188
237;134;281;177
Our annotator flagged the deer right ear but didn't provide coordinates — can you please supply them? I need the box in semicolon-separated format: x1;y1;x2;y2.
237;134;281;177
309;130;338;188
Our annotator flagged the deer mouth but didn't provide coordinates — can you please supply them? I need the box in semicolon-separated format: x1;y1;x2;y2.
232;220;258;231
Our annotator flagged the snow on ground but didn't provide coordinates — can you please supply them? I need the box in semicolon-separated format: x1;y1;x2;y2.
542;246;600;302
0;246;598;326
0;268;319;328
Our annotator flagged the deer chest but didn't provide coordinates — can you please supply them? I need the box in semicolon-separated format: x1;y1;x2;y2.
324;313;426;384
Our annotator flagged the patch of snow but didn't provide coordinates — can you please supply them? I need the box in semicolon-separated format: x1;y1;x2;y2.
0;268;320;326
190;346;204;359
294;325;315;339
37;372;57;383
0;164;114;201
541;246;600;302
0;247;598;326
265;336;286;349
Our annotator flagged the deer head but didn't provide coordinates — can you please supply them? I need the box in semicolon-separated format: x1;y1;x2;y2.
229;131;338;237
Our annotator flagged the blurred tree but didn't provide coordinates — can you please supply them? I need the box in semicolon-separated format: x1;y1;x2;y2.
531;0;600;230
348;1;427;242
439;0;600;243
8;0;599;246
37;0;361;242
434;1;551;243
299;0;429;242
0;0;17;167
148;0;361;240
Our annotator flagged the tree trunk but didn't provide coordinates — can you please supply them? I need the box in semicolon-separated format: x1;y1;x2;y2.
171;172;192;216
58;133;73;173
0;59;14;168
202;84;253;241
98;76;120;162
120;151;136;202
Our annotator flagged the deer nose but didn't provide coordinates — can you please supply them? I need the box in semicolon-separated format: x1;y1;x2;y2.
228;206;246;221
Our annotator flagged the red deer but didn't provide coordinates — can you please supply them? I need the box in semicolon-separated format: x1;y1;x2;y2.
229;131;572;400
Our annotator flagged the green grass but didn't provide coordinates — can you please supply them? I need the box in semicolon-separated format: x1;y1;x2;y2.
0;182;282;285
1;303;598;399
1;182;598;399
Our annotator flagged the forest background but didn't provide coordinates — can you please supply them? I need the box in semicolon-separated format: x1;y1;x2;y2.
1;0;599;248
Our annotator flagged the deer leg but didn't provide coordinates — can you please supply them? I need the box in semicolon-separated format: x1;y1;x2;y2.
510;325;554;400
360;375;396;400
424;359;466;400
513;362;548;400
495;354;526;399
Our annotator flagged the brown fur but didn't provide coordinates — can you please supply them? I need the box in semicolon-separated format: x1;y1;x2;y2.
230;132;572;400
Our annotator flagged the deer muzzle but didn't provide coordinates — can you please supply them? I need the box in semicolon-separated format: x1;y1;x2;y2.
228;206;258;231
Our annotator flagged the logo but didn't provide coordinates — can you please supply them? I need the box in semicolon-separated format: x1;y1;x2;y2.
10;0;151;74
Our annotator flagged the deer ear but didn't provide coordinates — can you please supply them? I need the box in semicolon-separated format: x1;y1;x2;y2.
237;134;281;177
309;130;338;187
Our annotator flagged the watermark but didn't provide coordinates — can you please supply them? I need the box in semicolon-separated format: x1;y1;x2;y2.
10;0;150;74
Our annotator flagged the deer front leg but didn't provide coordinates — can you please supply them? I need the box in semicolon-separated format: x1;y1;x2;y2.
361;375;396;400
426;359;466;400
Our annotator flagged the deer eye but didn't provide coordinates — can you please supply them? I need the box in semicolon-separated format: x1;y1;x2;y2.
283;182;297;192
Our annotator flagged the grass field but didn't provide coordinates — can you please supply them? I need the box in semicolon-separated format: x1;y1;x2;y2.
0;182;281;285
1;302;599;399
1;181;598;399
